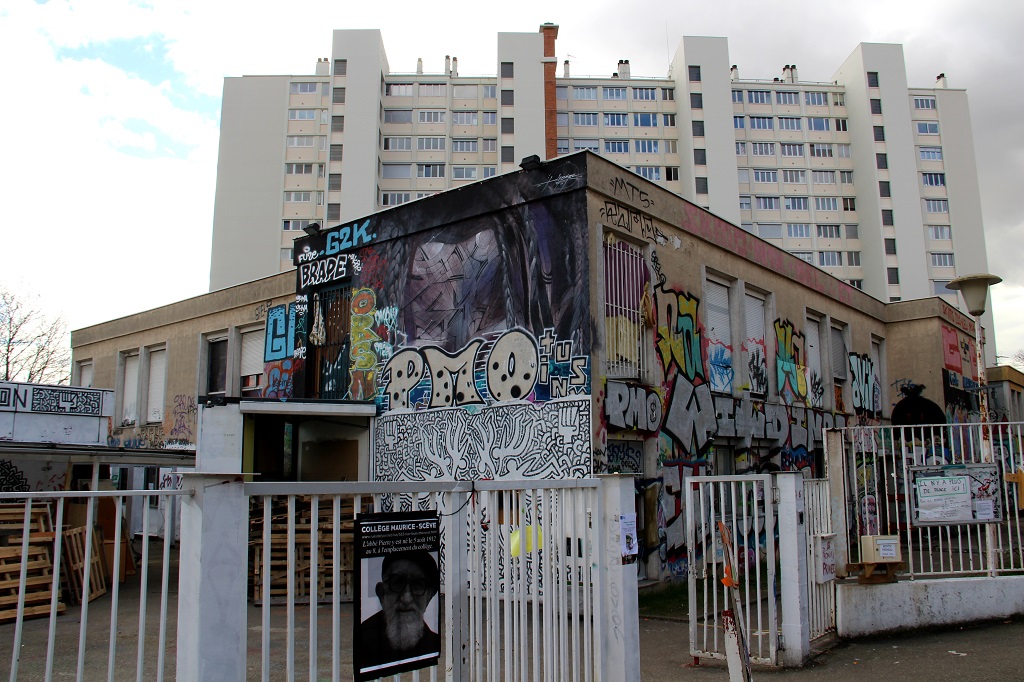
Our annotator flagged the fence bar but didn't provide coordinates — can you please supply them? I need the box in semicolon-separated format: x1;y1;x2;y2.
45;498;67;681
107;496;124;682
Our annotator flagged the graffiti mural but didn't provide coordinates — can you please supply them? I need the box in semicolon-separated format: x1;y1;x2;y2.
774;320;808;406
169;394;198;442
605;381;662;433
849;353;878;418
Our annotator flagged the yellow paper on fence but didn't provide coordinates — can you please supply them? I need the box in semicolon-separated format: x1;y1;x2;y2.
510;526;543;557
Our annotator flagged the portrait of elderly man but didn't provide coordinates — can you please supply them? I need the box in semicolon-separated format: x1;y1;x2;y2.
358;550;440;673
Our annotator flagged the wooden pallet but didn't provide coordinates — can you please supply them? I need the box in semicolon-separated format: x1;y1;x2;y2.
61;527;107;605
0;542;65;622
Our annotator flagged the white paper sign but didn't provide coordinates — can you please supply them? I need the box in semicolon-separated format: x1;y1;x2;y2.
916;476;972;522
815;534;837;583
974;499;995;521
620;514;638;557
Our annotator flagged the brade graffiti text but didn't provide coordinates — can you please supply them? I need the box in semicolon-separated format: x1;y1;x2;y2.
298;253;362;290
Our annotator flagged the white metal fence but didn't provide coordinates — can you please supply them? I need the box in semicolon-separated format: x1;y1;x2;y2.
835;422;1024;578
685;474;778;666
802;479;835;641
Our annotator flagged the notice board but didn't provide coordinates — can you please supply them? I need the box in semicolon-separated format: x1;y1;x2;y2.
910;463;1002;526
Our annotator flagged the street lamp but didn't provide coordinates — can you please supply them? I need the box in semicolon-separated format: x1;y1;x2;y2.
947;272;1001;576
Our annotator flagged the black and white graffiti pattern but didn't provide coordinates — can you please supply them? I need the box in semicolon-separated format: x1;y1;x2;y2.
0;460;30;493
30;387;102;415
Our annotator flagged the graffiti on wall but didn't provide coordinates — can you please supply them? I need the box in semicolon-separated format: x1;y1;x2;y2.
262;302;303;400
605;381;662;433
169;394;198;443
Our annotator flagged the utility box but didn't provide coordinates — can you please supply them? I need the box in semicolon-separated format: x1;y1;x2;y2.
860;535;901;563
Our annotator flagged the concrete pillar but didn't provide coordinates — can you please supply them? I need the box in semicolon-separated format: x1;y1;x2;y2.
777;472;810;667
175;473;249;681
596;475;641;682
825;429;850;577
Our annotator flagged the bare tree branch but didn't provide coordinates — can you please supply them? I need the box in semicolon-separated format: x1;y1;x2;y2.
0;286;71;385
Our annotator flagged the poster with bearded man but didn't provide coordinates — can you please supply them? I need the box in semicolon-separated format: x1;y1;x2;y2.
354;511;441;680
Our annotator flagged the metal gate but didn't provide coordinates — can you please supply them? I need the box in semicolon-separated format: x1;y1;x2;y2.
802;478;836;641
686;475;778;665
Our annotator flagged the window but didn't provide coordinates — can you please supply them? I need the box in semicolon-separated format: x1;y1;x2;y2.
690;92;703;109
812;170;836;184
500;89;514;105
919;146;943;160
662;88;675;101
574;139;599;152
840;170;854;184
917;121;939;135
419;83;446;97
287;135;315;147
663;114;676;126
752;143;775;156
887;267;900;284
928;225;952;240
330;144;343;161
782;167;806;182
604;87;626;100
733;116;746;129
747;90;771;104
753;169;778;183
736;169;748;184
758;223;782;238
843;198;857;211
329;174;341;191
914;97;936;109
482;112;496;125
831;326;849;384
284;191;311;202
417;164;445;178
382;136;412;151
882;209;894;225
381;192;410;206
875;181;890;199
785;196;808;210
695;177;708;194
833;93;846;106
788;223;810;238
76;361;93;388
933;280;952;295
666;167;680;181
633;87;657;101
283;219;312;231
704;279;732;393
819;251;842;267
417;137;445;151
501;117;515;133
289;109;316;120
482;85;496;99
884;238;897;255
930;252;955;268
756;196;779;210
451;139;478;153
334;59;347;76
482;138;496;152
815;196;839;211
837;144;851;158
739;196;751;210
817;223;841;238
384;109;413;124
635;139;660;154
835;118;848;132
501;146;514;163
691;120;704;136
867;71;880;87
605;140;628;154
332;87;346;104
286;163;313;175
500;62;514;78
922;172;946;187
876;153;888;169
805;92;827;106
239;332;263;399
419;110;446;123
688;65;702;81
555;86;568;100
290;82;319;94
604;113;628;127
453;84;477;99
483;167;496;178
793;251;813;263
145;348;166;422
386;83;413;96
381;163;411;179
206;339;227;396
780;143;803;157
750;116;774;130
743;293;767;395
452;111;479;125
574;113;598;126
326;115;343;133
732;90;744;103
807;117;830;131
326;203;338;220
604;239;650;379
870;126;885;143
849;279;863;289
776;91;799;105
452;166;478;180
120;352;140;424
870;99;883;115
925;199;949;213
573;86;597;100
634;113;658;127
557;138;570;154
635;166;661;181
693;148;707;165
810;143;833;157
778;117;801;130
735;142;747;155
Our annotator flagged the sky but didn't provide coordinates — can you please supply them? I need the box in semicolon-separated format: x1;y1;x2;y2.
1;0;1021;364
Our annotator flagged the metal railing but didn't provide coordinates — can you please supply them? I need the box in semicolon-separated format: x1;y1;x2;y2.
802;479;836;641
838;422;1024;578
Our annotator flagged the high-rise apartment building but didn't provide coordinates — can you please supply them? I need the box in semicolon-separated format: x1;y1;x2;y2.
209;25;993;357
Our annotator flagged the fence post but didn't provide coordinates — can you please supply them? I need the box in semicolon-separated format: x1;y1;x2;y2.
176;473;249;681
444;484;471;681
825;429;850;577
776;472;810;667
596;474;640;682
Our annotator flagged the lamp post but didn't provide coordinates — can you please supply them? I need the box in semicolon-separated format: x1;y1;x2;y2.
947;273;1001;575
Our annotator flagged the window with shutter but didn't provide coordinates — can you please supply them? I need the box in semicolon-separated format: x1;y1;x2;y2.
805;317;822;407
705;280;732;393
241;330;265;397
831;326;848;381
743;294;767;395
122;354;139;425
146;349;166;422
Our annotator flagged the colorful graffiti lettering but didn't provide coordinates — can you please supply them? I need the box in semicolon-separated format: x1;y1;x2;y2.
654;285;704;384
265;358;301;400
774;319;808;405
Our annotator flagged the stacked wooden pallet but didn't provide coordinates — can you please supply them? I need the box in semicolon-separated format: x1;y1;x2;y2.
0;503;65;622
250;497;358;605
61;526;107;605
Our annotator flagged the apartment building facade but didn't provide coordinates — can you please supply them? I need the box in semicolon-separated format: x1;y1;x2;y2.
208;25;993;359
